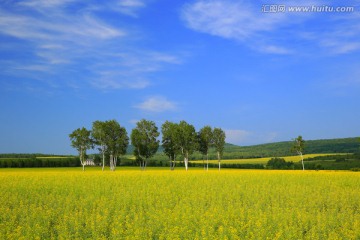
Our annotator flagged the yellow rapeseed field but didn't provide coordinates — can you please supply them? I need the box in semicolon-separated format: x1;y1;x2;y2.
1;168;359;239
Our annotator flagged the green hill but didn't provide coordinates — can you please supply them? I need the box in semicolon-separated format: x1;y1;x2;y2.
220;137;360;159
125;137;359;160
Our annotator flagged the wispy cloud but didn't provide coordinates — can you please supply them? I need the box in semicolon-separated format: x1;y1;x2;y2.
0;0;181;92
181;0;360;55
135;96;178;112
18;0;76;8
115;0;146;17
181;0;292;54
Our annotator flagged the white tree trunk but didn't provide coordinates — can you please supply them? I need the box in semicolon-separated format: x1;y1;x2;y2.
113;156;117;171
102;146;105;171
217;152;221;171
110;154;114;171
80;147;85;171
171;156;175;171
300;152;304;171
141;160;146;171
206;153;209;171
184;157;188;171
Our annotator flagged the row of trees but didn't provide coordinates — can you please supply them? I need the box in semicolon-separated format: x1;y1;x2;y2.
69;120;129;171
161;121;226;171
69;119;226;171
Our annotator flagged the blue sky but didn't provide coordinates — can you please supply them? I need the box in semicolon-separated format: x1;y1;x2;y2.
1;0;359;154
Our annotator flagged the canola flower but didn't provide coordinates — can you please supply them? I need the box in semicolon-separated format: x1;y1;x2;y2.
0;168;359;239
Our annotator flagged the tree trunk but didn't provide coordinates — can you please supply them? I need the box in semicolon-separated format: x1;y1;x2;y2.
141;160;146;171
110;154;113;171
206;153;209;171
300;152;304;171
102;146;105;171
171;156;176;171
184;156;188;171
114;156;117;171
217;152;221;171
80;148;85;171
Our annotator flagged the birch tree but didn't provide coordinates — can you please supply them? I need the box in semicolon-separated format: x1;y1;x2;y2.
213;128;226;171
292;135;305;171
198;126;213;171
69;127;93;171
103;120;129;171
92;121;107;171
131;119;160;171
176;121;197;171
161;121;179;170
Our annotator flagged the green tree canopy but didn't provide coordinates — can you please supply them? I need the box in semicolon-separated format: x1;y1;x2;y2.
176;120;197;171
131;119;160;170
102;120;129;171
91;120;107;171
291;135;305;171
198;125;213;171
213;127;226;170
161;121;180;170
69;127;93;171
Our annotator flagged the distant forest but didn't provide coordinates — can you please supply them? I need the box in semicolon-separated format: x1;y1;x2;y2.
1;136;359;161
218;137;360;159
152;137;360;160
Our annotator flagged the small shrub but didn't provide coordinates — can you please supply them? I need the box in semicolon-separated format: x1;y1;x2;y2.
350;168;360;172
266;158;294;170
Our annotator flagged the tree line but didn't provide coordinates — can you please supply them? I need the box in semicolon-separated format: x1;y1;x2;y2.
69;119;226;171
0;157;80;168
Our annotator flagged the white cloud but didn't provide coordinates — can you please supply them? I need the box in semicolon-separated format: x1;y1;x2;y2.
181;0;360;55
135;96;177;112
258;45;293;55
114;0;146;17
0;10;124;42
182;1;284;40
14;65;51;72
0;0;182;92
181;0;291;54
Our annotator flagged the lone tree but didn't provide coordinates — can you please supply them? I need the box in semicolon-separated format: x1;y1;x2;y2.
176;120;197;171
291;135;305;171
198;126;213;171
91;121;107;171
161;121;180;170
213;128;226;171
131;119;160;171
103;120;129;171
69;127;93;171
